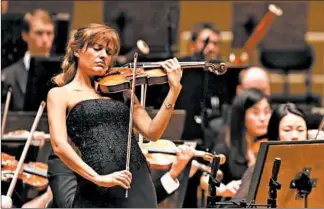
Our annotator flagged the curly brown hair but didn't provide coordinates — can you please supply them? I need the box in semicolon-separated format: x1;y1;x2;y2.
52;23;120;86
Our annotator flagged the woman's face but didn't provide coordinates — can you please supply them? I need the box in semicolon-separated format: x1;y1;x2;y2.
76;42;114;76
245;98;271;137
279;113;307;141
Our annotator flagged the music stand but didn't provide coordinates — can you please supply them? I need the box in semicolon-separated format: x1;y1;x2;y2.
247;140;324;208
147;109;186;142
1;111;51;164
23;56;62;111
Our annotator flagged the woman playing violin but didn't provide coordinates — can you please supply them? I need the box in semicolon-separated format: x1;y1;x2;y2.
47;23;183;207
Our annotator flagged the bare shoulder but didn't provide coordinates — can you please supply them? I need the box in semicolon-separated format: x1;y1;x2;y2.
47;86;69;106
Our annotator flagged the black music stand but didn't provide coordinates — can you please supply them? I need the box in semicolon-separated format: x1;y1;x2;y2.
23;56;62;111
1;111;51;164
147;109;186;142
247;140;324;208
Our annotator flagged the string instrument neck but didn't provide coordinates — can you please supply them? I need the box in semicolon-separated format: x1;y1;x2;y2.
126;61;207;70
125;61;227;75
146;146;213;162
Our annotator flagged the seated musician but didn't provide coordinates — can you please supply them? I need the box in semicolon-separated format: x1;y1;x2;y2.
200;88;272;198
1;8;53;156
207;66;271;152
1;9;53;208
1;9;54;111
228;102;309;205
187;22;222;61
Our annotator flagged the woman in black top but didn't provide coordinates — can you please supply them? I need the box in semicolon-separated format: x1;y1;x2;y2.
200;88;271;198
230;102;308;204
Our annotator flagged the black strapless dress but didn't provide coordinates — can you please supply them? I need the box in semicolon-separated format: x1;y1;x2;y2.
66;98;157;208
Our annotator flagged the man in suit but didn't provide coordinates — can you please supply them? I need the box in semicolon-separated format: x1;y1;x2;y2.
2;9;54;111
1;9;54;208
188;22;222;61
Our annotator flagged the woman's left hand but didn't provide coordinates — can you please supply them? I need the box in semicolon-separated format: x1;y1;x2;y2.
160;58;182;90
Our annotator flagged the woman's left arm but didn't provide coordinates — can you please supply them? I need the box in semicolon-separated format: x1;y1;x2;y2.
127;58;183;141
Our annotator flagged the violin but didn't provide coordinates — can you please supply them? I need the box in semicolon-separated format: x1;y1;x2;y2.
142;139;226;170
95;61;227;94
1;87;48;201
3;101;47;198
228;4;283;66
1;152;48;191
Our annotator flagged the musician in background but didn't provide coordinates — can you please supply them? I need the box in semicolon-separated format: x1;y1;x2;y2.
1;8;54;208
188;22;222;61
200;88;272;200
1;9;54;111
172;22;223;208
206;66;271;152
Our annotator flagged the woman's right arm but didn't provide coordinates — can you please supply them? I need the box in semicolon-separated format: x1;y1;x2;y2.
47;87;100;183
47;88;131;189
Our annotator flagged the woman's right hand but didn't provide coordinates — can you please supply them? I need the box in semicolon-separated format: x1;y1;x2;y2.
94;170;132;189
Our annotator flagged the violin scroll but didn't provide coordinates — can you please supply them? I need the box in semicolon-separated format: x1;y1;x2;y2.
204;62;228;75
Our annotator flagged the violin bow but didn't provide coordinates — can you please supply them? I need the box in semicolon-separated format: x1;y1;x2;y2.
125;53;138;198
315;116;324;140
1;88;12;138
6;101;46;198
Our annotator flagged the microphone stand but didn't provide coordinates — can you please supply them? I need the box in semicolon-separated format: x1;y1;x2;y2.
207;154;221;208
199;37;212;149
193;37;209;128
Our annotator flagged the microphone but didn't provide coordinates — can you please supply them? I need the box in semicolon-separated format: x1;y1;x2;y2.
267;158;281;208
271;158;281;184
194;37;210;60
200;37;210;58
